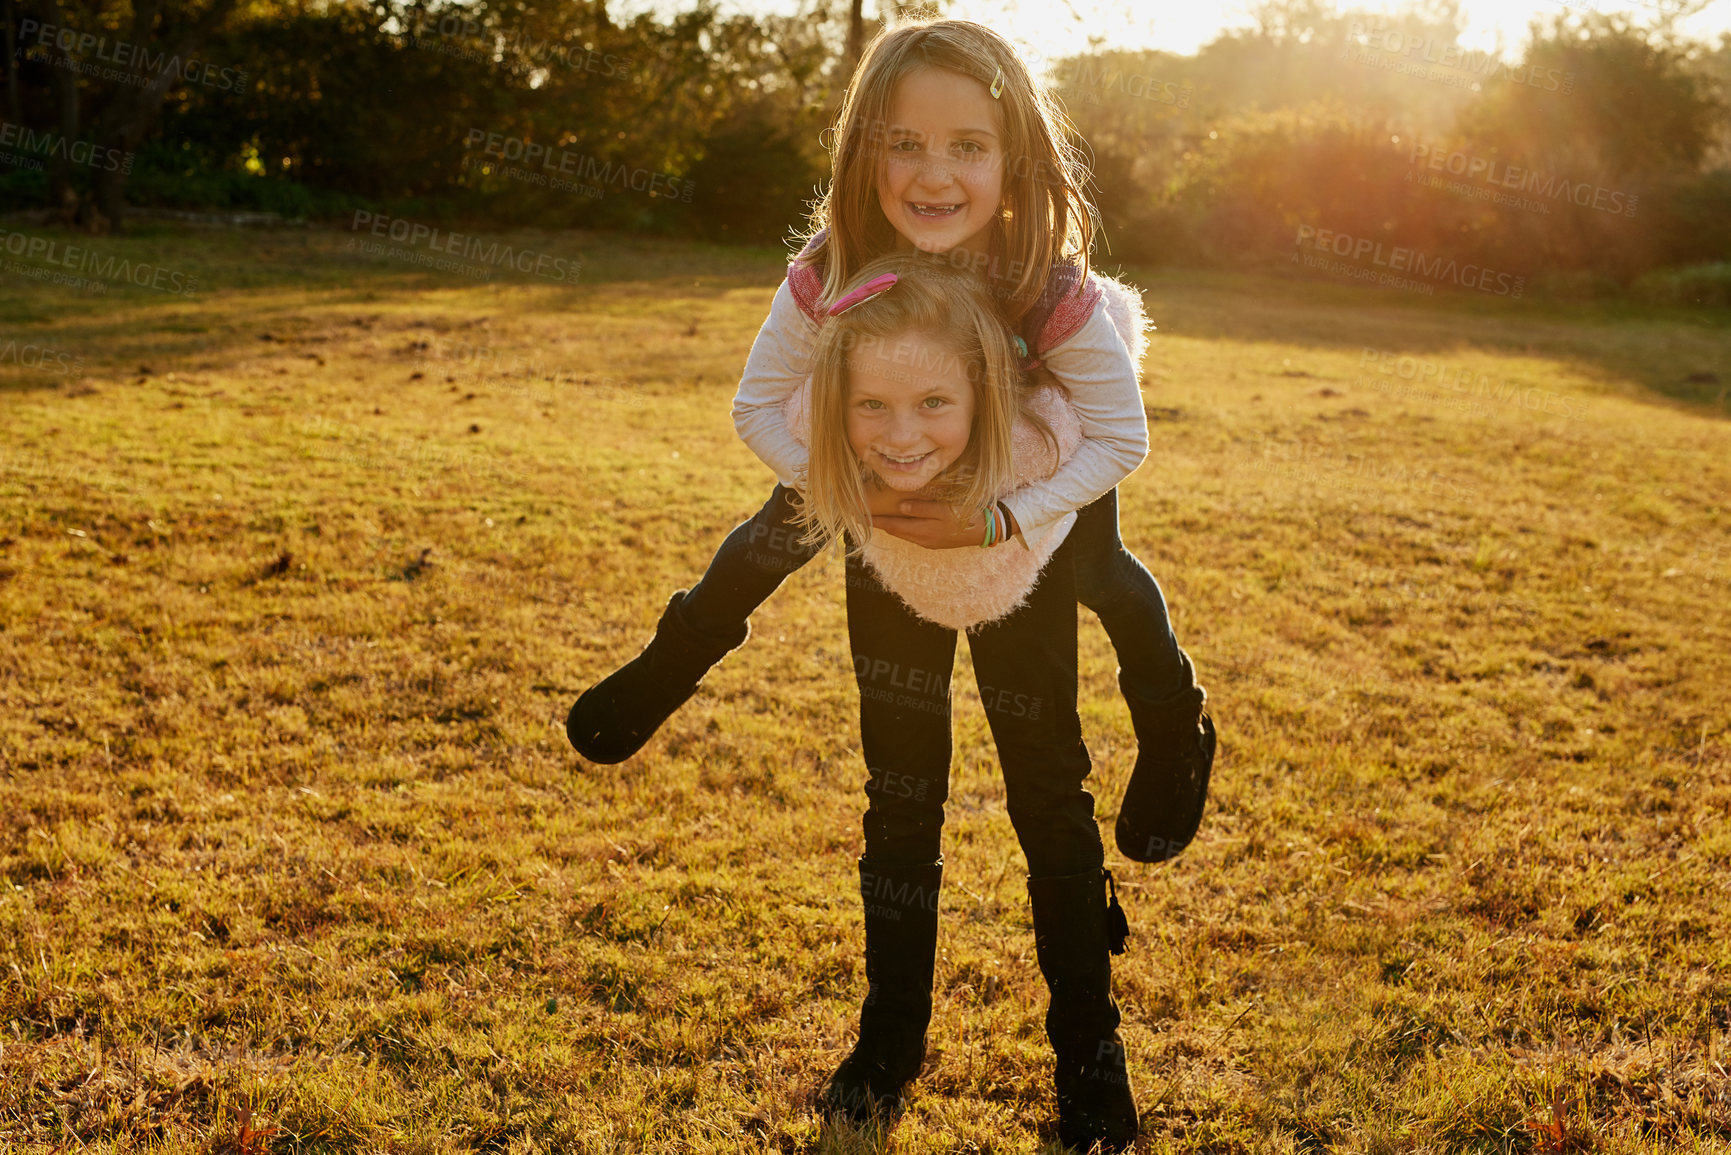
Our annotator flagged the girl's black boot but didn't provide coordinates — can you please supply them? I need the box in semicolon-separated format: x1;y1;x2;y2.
566;590;749;764
1113;672;1215;863
820;858;943;1126
1028;867;1139;1153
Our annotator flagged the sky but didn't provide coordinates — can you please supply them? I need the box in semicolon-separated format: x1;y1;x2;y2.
631;0;1731;63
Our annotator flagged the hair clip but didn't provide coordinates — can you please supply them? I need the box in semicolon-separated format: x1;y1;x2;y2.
990;66;1005;99
828;272;899;316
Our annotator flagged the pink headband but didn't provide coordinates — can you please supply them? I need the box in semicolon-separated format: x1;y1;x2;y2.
828;272;899;316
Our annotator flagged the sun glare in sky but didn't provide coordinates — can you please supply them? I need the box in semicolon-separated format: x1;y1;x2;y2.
966;0;1727;59
652;0;1731;64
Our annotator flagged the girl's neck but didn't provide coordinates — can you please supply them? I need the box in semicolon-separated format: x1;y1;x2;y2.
867;474;943;500
866;466;973;504
891;221;1000;273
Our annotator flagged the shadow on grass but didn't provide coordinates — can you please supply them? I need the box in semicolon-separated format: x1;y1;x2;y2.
3;221;1728;419
1124;264;1731;417
0;221;791;394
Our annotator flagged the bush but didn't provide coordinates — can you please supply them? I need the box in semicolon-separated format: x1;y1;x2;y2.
1631;262;1731;307
1526;270;1626;301
684;117;823;246
1162;107;1419;270
0;166;48;208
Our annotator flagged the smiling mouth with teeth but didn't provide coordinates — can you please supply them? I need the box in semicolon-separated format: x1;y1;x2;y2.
909;202;963;217
879;450;931;465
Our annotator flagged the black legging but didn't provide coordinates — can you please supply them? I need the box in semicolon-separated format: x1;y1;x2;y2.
844;532;1104;878
683;483;1190;701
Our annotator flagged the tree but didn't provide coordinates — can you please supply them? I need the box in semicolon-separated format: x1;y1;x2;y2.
1459;11;1722;176
17;0;244;231
842;0;863;81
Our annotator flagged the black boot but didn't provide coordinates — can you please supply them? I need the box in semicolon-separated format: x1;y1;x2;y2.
1114;671;1216;864
1029;867;1138;1153
566;590;749;764
820;858;943;1126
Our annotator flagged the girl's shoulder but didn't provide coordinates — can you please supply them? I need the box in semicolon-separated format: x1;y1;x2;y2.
785;230;830;325
1034;267;1151;371
1029;262;1102;353
782;234;1150;369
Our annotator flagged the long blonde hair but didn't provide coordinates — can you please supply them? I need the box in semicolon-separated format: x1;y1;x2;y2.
794;253;1063;554
801;18;1098;323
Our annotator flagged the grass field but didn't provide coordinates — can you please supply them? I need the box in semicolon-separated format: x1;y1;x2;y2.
2;219;1729;1154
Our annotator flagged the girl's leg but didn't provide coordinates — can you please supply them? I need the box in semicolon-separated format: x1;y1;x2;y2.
1069;487;1191;699
847;552;957;866
967;537;1138;1153
967;537;1100;878
681;483;820;636
1069;488;1215;865
567;484;819;763
821;548;956;1124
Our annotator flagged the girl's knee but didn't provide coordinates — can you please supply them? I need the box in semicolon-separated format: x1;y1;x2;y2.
1074;548;1141;608
865;763;947;808
996;739;1089;784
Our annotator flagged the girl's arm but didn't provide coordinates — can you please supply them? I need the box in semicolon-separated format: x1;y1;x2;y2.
998;304;1148;538
731;279;821;487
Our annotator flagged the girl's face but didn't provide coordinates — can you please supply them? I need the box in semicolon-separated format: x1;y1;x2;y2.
876;68;1006;259
845;330;977;493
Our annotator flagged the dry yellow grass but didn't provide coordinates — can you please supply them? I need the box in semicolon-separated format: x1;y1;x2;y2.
1;222;1729;1153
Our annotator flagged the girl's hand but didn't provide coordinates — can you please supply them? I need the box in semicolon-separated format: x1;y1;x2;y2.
862;483;914;519
873;499;995;550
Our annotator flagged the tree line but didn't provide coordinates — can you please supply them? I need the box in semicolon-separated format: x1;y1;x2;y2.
2;0;1728;297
